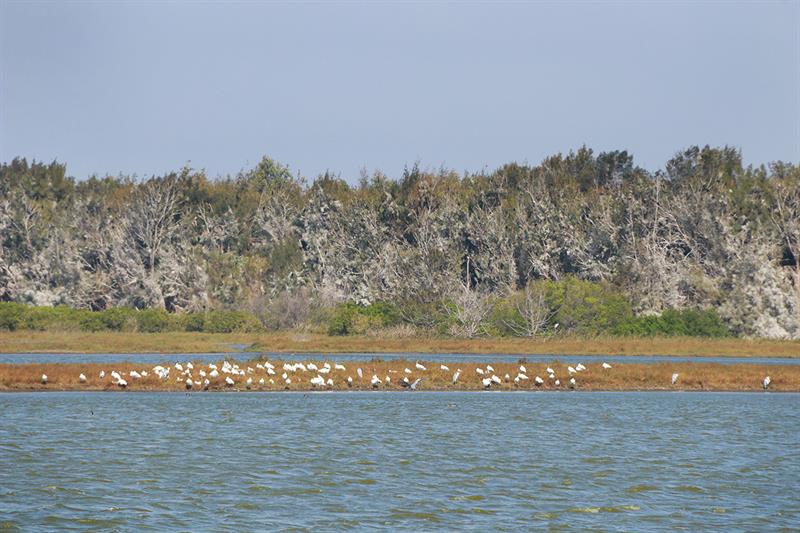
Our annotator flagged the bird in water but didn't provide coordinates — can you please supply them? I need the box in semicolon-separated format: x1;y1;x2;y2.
763;376;771;390
671;373;679;385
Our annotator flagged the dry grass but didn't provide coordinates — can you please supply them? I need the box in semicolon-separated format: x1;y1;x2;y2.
1;331;799;358
1;358;798;392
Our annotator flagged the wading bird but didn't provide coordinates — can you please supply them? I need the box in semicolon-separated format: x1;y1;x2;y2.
415;362;427;371
440;365;450;372
79;373;87;383
41;374;48;384
452;369;461;384
602;362;612;370
763;376;771;390
671;373;679;385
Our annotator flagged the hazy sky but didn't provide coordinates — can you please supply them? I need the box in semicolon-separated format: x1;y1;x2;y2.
1;1;798;182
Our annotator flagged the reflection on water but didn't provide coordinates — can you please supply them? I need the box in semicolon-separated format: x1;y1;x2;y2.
1;392;798;531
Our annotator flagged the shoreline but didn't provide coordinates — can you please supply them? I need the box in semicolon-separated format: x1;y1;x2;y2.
1;331;799;358
3;359;797;392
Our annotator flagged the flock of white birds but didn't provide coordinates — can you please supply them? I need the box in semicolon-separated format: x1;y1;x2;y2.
36;360;774;391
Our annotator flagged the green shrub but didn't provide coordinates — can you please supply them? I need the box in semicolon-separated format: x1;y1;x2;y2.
202;310;262;333
613;308;730;337
182;312;206;332
135;308;174;333
0;302;27;331
22;306;85;331
99;307;138;332
327;304;356;336
540;277;632;334
326;301;403;335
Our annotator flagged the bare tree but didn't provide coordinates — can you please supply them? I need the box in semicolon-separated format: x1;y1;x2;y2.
128;177;182;274
503;283;556;337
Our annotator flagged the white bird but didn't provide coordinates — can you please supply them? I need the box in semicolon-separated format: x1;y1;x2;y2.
452;369;461;384
307;363;318;371
504;373;510;382
186;362;194;370
475;368;485;376
385;376;391;383
347;376;353;387
264;362;274;370
174;363;183;372
79;373;87;383
371;375;382;387
545;367;554;375
129;370;141;379
225;376;235;386
99;370;105;378
402;376;410;385
281;372;288;380
246;377;253;388
486;365;495;373
555;379;561;386
209;369;219;378
258;378;265;385
117;378;128;388
534;376;544;386
548;373;555;380
409;378;423;390
482;377;493;388
576;363;586;372
111;371;121;381
199;369;206;378
267;368;276;376
141;371;148;377
404;368;413;374
326;378;334;387
256;363;264;370
334;364;346;371
671;373;679;385
185;378;193;389
203;379;210;389
568;366;577;375
285;378;292;385
569;377;576;389
516;373;529;381
357;368;363;379
514;376;520;385
763;376;771;390
520;365;527;374
415;362;427;371
41;374;48;384
247;367;254;374
602;362;612;370
318;367;331;374
440;364;450;371
490;374;502;385
310;375;325;387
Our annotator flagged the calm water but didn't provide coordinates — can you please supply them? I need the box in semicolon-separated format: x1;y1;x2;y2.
1;392;798;531
3;352;799;365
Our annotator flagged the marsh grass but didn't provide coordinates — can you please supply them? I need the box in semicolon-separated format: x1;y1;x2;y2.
2;359;797;392
1;331;799;357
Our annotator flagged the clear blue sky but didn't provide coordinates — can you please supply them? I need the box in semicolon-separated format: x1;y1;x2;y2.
1;1;798;181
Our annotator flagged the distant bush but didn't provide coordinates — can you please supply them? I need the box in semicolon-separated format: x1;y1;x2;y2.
0;302;26;331
614;309;730;337
97;307;138;331
135;308;175;333
542;277;633;334
202;310;262;333
327;301;402;336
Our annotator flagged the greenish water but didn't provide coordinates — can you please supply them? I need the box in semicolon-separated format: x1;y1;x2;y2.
1;392;798;531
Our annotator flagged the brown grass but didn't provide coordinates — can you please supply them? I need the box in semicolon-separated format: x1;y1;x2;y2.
1;331;799;358
1;359;797;392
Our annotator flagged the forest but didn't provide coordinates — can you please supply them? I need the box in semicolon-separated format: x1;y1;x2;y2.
0;146;798;339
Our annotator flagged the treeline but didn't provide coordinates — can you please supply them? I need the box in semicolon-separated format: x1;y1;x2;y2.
0;146;798;339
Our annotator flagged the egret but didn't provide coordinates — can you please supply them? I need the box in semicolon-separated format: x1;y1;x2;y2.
111;371;121;381
671;373;679;385
225;376;235;386
129;370;141;379
491;375;502;385
347;376;353;387
79;373;87;383
410;378;423;390
482;377;493;388
486;365;495;374
99;370;106;378
602;362;612;370
326;378;334;387
117;378;128;388
186;362;194;370
415;362;427;371
476;368;485;376
440;365;450;372
516;373;529;381
185;378;193;389
504;373;510;383
175;363;183;372
310;375;325;387
199;370;206;378
318;367;331;375
335;364;346;371
307;363;318;372
452;369;462;384
520;365;527;374
357;368;363;379
267;368;276;376
41;374;48;384
246;377;253;389
258;378;265;385
402;377;410;385
404;368;413;374
534;376;544;386
576;363;586;372
209;369;219;379
568;366;577;375
555;379;561;386
763;376;771;390
203;379;210;390
545;367;554;375
569;377;576;389
371;375;382;388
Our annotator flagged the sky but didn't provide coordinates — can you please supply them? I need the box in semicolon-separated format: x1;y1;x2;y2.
1;1;798;182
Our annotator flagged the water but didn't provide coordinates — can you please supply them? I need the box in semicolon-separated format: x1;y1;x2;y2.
2;351;799;365
1;392;798;531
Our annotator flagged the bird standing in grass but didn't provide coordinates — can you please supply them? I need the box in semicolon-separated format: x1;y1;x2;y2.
763;376;771;390
671;373;679;385
602;362;612;370
452;369;461;384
